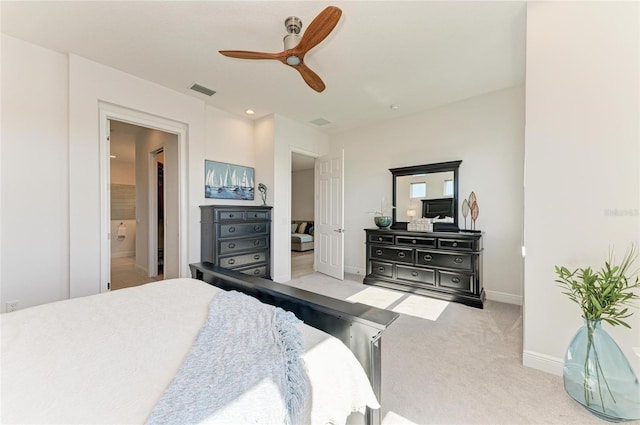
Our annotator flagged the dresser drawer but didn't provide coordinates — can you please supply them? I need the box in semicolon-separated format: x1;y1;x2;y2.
370;261;393;278
438;270;473;292
219;237;267;254
237;265;268;278
219;251;267;268
396;265;435;286
369;246;414;264
437;238;475;251
416;250;473;271
217;210;246;221
219;222;268;238
368;233;394;244
396;236;436;248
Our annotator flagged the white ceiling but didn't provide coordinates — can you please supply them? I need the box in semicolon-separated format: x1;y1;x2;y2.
1;1;526;135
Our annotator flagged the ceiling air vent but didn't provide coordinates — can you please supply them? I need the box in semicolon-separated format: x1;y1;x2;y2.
189;83;216;96
310;118;331;126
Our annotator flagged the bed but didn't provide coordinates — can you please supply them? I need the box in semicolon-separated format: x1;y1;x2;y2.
291;220;314;252
1;264;398;425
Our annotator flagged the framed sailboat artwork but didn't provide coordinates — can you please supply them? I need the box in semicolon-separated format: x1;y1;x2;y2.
204;160;255;200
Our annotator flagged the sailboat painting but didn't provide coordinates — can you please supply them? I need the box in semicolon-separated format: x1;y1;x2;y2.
205;160;255;200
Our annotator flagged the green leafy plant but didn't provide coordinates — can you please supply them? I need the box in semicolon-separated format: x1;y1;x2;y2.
554;244;640;328
555;243;640;413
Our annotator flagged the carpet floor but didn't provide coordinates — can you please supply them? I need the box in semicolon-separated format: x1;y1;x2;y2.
284;272;626;425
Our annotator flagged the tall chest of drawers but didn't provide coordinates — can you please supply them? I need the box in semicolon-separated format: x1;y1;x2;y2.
200;205;272;279
363;228;484;308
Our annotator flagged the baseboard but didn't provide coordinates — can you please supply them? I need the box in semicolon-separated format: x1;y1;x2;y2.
485;290;522;306
523;350;563;376
345;266;366;277
111;251;135;258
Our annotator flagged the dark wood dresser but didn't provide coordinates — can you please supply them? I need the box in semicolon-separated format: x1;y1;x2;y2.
200;205;272;279
363;228;484;308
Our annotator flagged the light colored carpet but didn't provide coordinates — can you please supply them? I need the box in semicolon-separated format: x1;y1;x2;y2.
285;272;626;425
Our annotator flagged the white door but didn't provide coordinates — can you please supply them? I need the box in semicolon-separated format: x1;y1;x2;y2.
315;151;344;280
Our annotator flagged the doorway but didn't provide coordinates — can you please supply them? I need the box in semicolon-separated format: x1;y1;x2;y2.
108;120;176;290
290;152;316;279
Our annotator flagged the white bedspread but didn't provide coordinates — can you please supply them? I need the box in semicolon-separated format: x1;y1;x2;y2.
0;278;378;424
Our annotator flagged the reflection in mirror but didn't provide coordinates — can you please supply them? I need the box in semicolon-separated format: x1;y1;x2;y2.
390;160;461;229
396;171;454;221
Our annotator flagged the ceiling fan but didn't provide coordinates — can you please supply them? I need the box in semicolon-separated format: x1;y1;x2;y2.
219;6;342;93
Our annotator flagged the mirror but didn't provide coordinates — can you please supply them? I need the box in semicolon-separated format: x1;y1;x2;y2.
390;160;462;229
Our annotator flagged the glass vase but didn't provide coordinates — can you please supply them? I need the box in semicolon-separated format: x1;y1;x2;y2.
563;318;640;422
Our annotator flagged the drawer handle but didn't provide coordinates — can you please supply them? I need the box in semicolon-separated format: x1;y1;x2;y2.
411;271;419;277
254;213;259;218
451;277;461;284
228;259;236;265
254;254;261;260
454;257;464;264
254;225;261;232
229;213;234;218
377;266;385;272
228;226;236;233
398;252;406;258
228;243;236;249
412;239;417;244
423;254;433;261
378;237;383;241
452;242;458;247
254;240;261;246
253;269;261;275
376;249;382;256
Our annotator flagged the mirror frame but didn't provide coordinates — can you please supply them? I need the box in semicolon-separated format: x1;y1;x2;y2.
390;160;462;229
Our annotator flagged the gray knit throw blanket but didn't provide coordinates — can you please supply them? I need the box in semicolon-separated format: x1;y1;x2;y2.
145;290;307;424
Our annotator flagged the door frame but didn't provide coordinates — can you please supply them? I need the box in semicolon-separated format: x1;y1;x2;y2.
148;148;164;277
98;102;188;293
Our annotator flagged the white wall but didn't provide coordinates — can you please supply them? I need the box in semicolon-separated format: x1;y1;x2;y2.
257;114;329;283
523;1;640;375
68;54;206;297
330;86;525;304
1;35;70;311
291;168;315;221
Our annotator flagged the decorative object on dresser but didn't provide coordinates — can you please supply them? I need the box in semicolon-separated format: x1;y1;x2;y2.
369;198;394;229
204;160;255;200
258;183;267;205
363;228;484;308
200;205;272;278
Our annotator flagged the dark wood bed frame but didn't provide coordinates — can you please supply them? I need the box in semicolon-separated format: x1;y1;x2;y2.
189;262;399;425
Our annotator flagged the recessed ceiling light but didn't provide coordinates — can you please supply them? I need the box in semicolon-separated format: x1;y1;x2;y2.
245;109;255;115
390;104;399;111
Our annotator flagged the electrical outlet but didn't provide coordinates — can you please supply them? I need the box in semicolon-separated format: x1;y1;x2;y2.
6;301;19;313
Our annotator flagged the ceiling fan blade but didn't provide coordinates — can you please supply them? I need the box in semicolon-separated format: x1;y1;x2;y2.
219;50;283;60
295;6;342;54
294;63;326;92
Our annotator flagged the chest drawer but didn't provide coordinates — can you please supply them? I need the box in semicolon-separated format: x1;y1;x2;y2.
219;251;267;268
217;210;246;220
369;246;414;264
396;236;436;248
219;222;268;238
237;265;268;278
368;233;394;244
218;237;267;254
396;265;435;286
416;250;473;271
438;270;473;292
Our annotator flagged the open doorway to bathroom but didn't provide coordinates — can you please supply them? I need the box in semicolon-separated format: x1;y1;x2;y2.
109;120;176;290
291;152;316;279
